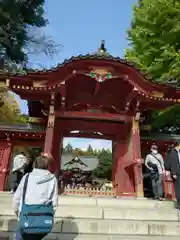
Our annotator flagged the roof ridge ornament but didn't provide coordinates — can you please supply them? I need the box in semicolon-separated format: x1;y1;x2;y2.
97;40;109;56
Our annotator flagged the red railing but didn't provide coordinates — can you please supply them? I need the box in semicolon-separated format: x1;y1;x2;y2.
163;174;175;200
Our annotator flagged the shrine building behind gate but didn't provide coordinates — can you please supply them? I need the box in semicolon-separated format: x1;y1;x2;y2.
0;42;180;198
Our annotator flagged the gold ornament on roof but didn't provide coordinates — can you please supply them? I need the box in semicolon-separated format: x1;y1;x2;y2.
151;91;164;98
97;40;110;56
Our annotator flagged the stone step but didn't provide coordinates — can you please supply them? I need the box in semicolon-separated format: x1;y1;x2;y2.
1;232;180;240
2;216;180;236
0;204;179;221
0;193;176;209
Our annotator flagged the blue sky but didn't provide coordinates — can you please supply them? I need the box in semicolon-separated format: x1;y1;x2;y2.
16;0;137;150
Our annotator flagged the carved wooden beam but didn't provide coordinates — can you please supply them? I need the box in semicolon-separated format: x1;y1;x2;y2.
59;81;66;109
125;87;138;112
55;110;132;122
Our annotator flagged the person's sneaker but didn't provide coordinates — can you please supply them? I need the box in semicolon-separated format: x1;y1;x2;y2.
158;197;164;201
10;190;14;194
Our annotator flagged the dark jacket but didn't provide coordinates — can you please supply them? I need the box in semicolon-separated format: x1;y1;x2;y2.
165;149;180;176
147;161;159;172
23;160;34;175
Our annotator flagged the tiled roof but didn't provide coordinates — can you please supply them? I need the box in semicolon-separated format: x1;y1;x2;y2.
61;155;99;171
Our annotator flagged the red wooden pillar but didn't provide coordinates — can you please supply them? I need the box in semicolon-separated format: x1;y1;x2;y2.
43;94;56;172
0;141;12;191
113;138;135;196
44;107;55;154
112;141;116;186
131;118;144;198
51;120;63;177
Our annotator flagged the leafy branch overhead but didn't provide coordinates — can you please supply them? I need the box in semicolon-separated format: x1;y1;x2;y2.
125;0;180;82
0;0;60;123
126;0;180;131
0;0;59;66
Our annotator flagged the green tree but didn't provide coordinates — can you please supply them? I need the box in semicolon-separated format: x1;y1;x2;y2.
64;143;73;154
0;0;57;66
87;144;94;155
125;0;180;131
72;148;84;156
125;0;180;82
0;0;59;123
93;149;112;180
0;91;20;123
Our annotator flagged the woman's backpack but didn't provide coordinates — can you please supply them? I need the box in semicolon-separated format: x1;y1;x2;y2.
19;174;54;236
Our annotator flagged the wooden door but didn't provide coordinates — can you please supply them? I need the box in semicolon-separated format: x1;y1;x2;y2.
0;142;12;191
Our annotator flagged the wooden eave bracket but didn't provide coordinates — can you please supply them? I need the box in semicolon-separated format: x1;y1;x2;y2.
125;87;138;112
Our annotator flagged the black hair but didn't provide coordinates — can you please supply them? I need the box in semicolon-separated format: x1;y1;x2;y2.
175;140;180;146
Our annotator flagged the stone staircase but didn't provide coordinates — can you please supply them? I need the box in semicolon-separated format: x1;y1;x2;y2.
0;192;180;239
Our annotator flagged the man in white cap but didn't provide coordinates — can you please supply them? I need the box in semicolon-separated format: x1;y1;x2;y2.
145;144;165;200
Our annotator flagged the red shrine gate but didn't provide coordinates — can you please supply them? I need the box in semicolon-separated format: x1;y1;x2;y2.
0;42;180;197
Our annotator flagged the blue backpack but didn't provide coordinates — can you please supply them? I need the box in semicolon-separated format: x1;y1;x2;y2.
19;173;54;236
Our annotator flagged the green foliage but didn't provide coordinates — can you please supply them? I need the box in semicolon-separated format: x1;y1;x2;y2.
151;105;180;132
0;92;20;123
87;144;94;155
125;0;180;82
126;0;180;131
0;0;59;123
0;90;30;124
92;149;112;181
64;143;73;154
0;0;58;66
16;114;29;123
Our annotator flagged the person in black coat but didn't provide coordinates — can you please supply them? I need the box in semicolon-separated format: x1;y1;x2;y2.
165;140;180;205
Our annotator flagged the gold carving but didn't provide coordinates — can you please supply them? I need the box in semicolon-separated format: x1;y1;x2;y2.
47;114;55;128
28;117;45;123
151;91;164;98
91;68;110;75
140;125;152;131
132;118;139;133
33;80;47;87
49;105;54;114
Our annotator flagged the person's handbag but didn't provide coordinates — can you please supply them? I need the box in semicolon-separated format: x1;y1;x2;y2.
18;173;54;236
